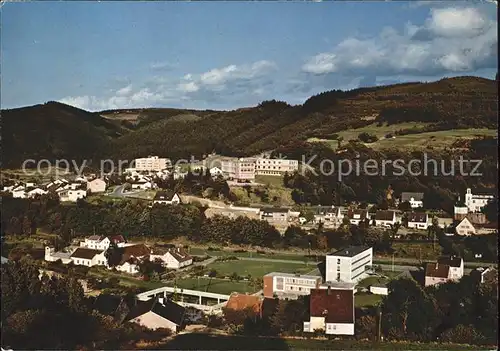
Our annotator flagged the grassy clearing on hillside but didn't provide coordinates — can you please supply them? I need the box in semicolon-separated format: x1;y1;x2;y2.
231;175;294;206
205;259;312;277
308;124;496;151
392;242;442;260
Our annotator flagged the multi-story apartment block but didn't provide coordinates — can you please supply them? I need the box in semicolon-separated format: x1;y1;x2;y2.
325;246;373;283
465;188;495;213
134;156;171;172
221;158;256;182
255;158;299;176
263;272;322;299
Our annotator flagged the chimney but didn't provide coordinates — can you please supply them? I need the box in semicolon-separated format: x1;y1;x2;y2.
435;263;438;269
327;286;331;295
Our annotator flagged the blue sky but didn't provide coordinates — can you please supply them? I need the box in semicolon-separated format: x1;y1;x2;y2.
2;1;497;111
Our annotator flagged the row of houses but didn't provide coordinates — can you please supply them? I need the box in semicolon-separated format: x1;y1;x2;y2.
45;235;193;272
2;177;107;202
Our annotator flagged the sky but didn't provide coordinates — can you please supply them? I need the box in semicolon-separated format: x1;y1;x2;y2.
1;1;498;111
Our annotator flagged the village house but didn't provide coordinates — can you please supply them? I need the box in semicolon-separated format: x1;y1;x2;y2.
312;206;341;225
87;178;107;193
407;212;429;230
374;210;398;227
455;217;476;236
346;209;369;225
80;235;111;250
303;287;355;335
436;216;454;229
130;180;153;190
263;272;322;299
153;190;181;205
58;189;87;202
126;297;186;333
70;248;108;267
464;188;495;213
424;256;464;287
26;187;48;198
400;192;424;208
114;244;151;273
259;207;291;222
149;247;193;269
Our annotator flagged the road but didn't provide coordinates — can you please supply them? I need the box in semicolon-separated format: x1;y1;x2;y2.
108;185;143;198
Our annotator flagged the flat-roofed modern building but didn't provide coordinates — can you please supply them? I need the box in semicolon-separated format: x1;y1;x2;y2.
325;246;373;283
221;157;256;182
255;158;299;176
134;156;171;172
263;272;322;299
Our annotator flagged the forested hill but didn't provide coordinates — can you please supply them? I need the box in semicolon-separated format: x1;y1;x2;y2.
2;76;497;168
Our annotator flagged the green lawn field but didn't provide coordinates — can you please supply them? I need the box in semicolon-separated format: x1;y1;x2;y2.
167;277;254;295
205;259;313;277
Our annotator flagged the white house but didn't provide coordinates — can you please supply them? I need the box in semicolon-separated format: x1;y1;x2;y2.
116;258;141;274
153;191;181;205
149;247;193;269
131;181;153;190
80;235;111;250
407;212;429;230
303;287;355;335
347;209;370;225
11;190;27;198
255;157;299;176
70;248;107;267
58;189;87;202
221;157;256;182
126;297;185;333
465;188;495;213
401;192;424;208
27;188;48;198
424;256;464;287
374;210;398;227
87;178;107;193
313;206;341;225
325;246;373;283
455;217;476;236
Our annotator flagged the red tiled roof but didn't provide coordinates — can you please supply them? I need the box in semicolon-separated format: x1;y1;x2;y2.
225;294;262;315
109;235;126;244
309;288;354;324
425;263;450;278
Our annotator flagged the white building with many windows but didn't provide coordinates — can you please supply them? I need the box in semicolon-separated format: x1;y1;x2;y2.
255;158;299;176
325;246;373;283
134;156;171;172
221;157;256;182
263;272;322;299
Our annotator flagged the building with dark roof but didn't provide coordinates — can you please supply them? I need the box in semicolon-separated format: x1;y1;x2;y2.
374;210;397;227
125;297;186;333
303;287;355;335
150;247;193;269
407;212;429;230
70;248;106;267
93;294;131;324
326;246;373;283
424;256;464;287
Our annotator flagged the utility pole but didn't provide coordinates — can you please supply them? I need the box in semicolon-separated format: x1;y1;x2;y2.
392;254;394;272
377;306;382;342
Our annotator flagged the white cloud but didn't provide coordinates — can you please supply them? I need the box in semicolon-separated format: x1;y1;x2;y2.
426;7;488;37
115;84;133;97
302;6;497;77
302;53;337;75
149;61;175;71
58;60;277;111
